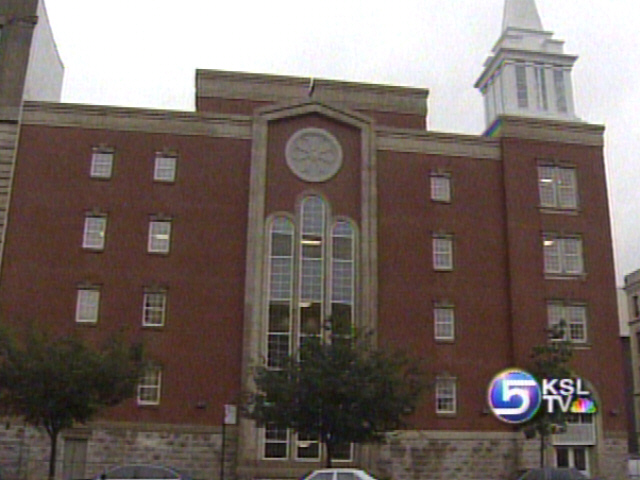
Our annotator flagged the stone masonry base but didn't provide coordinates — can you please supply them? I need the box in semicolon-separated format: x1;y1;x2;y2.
0;424;628;480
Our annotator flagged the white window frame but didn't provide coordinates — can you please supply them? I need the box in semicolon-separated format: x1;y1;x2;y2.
555;446;590;476
154;155;177;182
553;69;568;113
515;63;529;109
547;301;588;343
434;304;455;341
295;431;321;461
430;173;451;203
142;291;167;327
82;215;107;250
148;220;172;254
263;424;290;460
538;165;578;210
543;235;584;276
435;377;457;415
332;442;354;462
137;366;162;406
433;235;453;271
90;150;114;179
75;288;100;323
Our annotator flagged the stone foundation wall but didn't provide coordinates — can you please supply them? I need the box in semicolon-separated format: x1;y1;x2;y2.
599;434;630;480
376;431;522;480
0;425;629;480
0;422;237;480
375;431;630;480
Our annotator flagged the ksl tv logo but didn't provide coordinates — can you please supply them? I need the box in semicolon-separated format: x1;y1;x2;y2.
487;368;597;424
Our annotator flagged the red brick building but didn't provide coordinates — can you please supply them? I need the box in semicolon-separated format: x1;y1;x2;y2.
0;1;628;479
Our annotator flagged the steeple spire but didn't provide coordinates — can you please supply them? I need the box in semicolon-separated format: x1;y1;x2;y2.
502;0;543;32
475;0;580;131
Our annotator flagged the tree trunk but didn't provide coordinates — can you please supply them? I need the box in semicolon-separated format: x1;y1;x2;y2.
325;440;333;468
47;428;59;480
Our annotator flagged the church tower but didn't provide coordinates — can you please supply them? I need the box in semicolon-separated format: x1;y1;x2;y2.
475;0;579;130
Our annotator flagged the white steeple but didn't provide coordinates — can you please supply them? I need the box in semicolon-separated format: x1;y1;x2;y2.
475;0;580;131
502;0;543;32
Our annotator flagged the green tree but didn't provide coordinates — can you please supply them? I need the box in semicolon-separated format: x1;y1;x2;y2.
0;324;144;480
246;320;426;466
524;321;573;468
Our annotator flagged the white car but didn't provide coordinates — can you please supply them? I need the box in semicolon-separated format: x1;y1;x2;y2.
302;468;379;480
95;465;192;480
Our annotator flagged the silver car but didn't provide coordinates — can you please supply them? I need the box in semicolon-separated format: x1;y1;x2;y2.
302;468;379;480
96;465;192;480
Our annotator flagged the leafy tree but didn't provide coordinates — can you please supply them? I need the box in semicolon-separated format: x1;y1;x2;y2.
0;324;144;480
523;321;573;468
246;320;426;466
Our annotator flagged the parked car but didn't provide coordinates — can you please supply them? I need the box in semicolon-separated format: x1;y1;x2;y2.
95;465;192;480
517;467;589;480
302;468;380;480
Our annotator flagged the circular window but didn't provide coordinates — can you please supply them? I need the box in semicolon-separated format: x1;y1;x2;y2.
285;128;343;182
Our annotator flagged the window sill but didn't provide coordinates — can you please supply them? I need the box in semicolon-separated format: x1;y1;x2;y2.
75;320;98;327
436;412;457;418
435;338;455;344
539;207;581;216
544;273;587;281
82;247;105;253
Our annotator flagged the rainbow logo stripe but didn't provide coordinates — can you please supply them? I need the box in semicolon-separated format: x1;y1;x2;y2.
570;398;597;414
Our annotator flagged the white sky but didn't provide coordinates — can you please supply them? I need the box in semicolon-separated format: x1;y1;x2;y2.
43;0;640;285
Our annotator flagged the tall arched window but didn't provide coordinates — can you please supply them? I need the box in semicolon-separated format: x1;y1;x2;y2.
267;217;294;368
299;196;326;345
331;221;355;341
262;199;357;461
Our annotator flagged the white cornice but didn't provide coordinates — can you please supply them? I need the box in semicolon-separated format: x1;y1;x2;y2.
488;116;604;146
376;127;500;160
21;101;253;139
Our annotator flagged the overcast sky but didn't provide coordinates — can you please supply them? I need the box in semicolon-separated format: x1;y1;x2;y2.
43;0;640;285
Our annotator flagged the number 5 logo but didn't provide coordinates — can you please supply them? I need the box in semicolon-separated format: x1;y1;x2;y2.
487;369;541;424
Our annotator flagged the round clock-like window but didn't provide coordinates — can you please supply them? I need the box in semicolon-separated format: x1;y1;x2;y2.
285;128;343;182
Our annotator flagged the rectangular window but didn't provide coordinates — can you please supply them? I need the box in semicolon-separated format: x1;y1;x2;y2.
333;443;354;462
543;235;584;276
515;63;529;108
434;305;455;341
263;424;288;459
267;302;290;369
538;165;578;210
154;155;177;182
148;220;172;253
82;216;107;250
433;235;453;271
143;292;167;327
633;295;640;319
296;432;320;460
75;288;100;323
90;150;114;179
554;69;568;113
535;66;548;111
547;302;587;343
436;377;456;414
137;366;162;405
430;174;451;202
